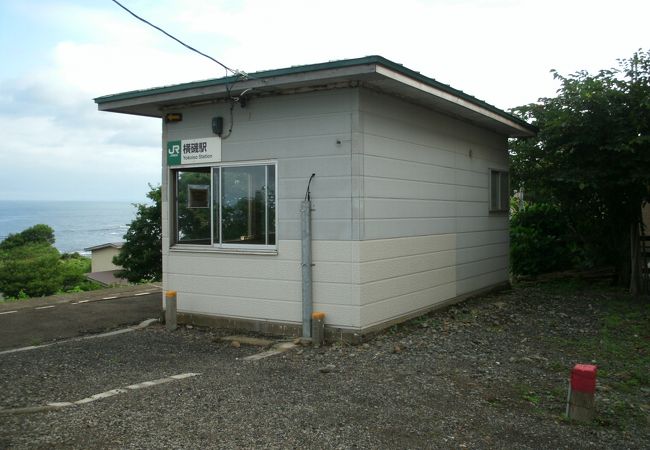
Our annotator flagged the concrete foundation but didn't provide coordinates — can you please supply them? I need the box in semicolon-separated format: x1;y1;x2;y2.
176;282;510;344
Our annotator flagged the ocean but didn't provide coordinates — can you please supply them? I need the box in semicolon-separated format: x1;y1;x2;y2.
0;201;138;255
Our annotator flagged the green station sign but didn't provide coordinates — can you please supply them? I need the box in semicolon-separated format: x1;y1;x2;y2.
167;137;221;166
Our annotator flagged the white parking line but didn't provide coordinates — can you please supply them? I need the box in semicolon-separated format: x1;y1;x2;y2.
0;318;159;356
102;296;118;300
133;292;151;296
0;310;18;315
0;372;201;415
34;306;55;310
242;342;297;361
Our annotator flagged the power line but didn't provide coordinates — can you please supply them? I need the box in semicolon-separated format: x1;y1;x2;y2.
110;0;235;74
110;1;260;139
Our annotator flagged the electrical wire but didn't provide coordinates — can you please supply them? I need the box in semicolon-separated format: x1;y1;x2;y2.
219;99;236;140
110;0;234;74
109;1;273;140
304;174;316;201
110;0;255;137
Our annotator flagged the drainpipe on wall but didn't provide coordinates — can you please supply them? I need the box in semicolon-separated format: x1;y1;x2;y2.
301;174;316;339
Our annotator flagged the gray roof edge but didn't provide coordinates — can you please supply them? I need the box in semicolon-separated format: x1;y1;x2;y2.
94;55;536;134
84;242;124;251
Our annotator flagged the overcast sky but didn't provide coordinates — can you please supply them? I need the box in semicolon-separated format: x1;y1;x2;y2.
0;0;647;202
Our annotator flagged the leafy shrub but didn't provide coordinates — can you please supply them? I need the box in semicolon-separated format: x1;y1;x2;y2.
0;242;63;297
59;253;92;291
114;185;162;282
510;203;575;276
0;224;55;251
0;226;100;299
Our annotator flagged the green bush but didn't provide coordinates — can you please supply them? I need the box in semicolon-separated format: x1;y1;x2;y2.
114;185;162;282
59;253;92;291
510;203;575;276
0;226;100;299
0;242;63;297
0;224;55;251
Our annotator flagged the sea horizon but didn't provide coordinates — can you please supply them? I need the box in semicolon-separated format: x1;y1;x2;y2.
0;200;140;255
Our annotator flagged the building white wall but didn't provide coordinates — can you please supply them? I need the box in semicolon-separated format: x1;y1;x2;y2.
166;240;359;328
160;86;511;332
161;88;363;329
91;247;122;272
163;88;358;241
357;88;509;328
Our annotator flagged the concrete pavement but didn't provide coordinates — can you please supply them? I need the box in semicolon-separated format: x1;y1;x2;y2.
0;285;162;351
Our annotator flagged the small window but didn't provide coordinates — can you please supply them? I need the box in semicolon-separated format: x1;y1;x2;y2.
172;162;277;249
187;185;209;208
489;169;509;212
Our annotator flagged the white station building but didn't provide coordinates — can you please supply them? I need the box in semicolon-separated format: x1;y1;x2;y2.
95;56;536;340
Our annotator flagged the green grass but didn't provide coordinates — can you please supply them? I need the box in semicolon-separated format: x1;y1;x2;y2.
535;278;591;294
512;382;565;410
585;297;649;391
538;282;650;429
529;277;625;296
522;391;542;405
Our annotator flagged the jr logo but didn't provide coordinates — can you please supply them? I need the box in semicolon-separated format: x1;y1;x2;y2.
167;140;182;165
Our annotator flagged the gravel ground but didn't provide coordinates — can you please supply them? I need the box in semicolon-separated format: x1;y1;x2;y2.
0;281;648;449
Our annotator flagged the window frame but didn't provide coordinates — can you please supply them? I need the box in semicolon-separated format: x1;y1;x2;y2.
170;160;278;252
489;168;509;213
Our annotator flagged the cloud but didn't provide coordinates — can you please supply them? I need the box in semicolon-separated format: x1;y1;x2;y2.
1;0;649;202
0;2;172;201
0;109;160;201
167;0;649;108
0;47;162;200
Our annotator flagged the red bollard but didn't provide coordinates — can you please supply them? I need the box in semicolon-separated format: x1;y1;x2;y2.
567;364;597;422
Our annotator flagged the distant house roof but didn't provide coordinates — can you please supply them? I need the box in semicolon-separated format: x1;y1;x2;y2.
95;55;536;138
84;242;124;252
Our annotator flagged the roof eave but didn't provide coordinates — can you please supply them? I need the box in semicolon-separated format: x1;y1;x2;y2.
95;63;378;118
370;65;535;137
95;56;536;137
